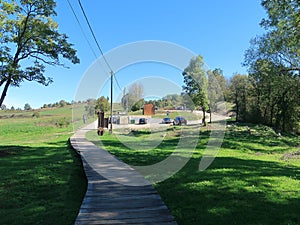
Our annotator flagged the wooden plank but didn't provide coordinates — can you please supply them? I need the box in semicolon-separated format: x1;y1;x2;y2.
75;219;177;225
77;209;175;219
82;194;162;202
79;205;168;213
80;199;165;210
76;214;175;223
85;188;157;197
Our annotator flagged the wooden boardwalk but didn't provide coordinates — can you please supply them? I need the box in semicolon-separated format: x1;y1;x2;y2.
70;122;177;225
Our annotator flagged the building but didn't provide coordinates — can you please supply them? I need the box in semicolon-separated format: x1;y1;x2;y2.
143;103;155;115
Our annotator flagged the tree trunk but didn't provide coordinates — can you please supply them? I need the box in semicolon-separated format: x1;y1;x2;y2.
0;78;11;107
235;93;239;122
202;108;206;126
270;103;275;127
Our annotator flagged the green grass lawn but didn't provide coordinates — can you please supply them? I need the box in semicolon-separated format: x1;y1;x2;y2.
87;122;300;225
0;107;87;225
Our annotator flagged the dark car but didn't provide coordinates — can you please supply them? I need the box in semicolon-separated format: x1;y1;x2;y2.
139;118;147;124
162;117;172;124
173;116;187;125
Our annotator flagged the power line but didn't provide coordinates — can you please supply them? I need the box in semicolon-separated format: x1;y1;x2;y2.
67;0;121;83
65;0;98;60
77;0;122;134
114;74;123;91
77;0;123;92
77;1;122;90
77;0;114;73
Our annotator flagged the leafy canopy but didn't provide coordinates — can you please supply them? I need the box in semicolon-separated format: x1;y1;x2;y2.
245;0;300;73
0;0;79;105
243;0;300;132
182;55;209;111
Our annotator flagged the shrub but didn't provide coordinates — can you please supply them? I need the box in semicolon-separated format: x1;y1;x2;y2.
55;117;71;128
32;112;40;118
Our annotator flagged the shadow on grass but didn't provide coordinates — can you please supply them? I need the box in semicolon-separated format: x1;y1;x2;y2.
93;136;182;166
93;126;207;165
156;156;300;225
222;128;299;154
0;142;87;225
88;125;300;225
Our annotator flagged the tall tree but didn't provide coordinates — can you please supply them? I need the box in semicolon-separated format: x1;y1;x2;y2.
227;74;248;122
182;55;209;125
247;59;300;131
122;82;144;112
95;96;110;112
207;68;226;122
244;0;300;74
244;0;300;132
0;0;79;107
24;103;31;110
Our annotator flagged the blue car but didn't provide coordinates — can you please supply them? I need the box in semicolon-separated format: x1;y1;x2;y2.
173;116;187;125
162;117;172;124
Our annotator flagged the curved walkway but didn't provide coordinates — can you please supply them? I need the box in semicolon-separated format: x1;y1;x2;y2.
70;121;177;225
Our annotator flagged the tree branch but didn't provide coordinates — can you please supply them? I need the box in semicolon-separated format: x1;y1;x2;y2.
14;5;34;64
30;54;65;67
0;78;7;87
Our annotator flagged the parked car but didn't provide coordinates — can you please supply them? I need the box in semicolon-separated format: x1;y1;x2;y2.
139;118;147;124
162;117;172;124
173;116;187;125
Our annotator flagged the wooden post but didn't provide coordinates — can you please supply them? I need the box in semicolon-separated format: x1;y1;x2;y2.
97;111;104;136
110;71;113;134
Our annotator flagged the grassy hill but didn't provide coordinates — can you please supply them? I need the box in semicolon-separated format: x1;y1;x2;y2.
0;106;87;225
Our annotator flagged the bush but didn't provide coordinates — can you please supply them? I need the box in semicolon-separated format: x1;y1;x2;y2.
32;112;40;118
55;117;70;128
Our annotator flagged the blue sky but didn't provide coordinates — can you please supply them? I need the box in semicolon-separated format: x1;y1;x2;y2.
2;0;267;109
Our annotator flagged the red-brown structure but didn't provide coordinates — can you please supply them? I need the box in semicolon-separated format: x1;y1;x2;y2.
143;103;155;115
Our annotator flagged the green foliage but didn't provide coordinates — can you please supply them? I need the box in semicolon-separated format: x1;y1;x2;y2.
183;55;209;110
208;68;226;112
245;0;300;72
94;96;110;112
54;117;70;128
24;103;31;110
260;0;300;71
32;111;40;118
84;99;95;117
58;99;67;107
0;0;79;106
131;98;144;111
183;55;209;124
226;74;248;122
243;0;300;132
145;93;191;110
246;59;300;132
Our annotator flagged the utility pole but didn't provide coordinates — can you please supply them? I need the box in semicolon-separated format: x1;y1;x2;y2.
110;71;113;134
123;87;126;113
